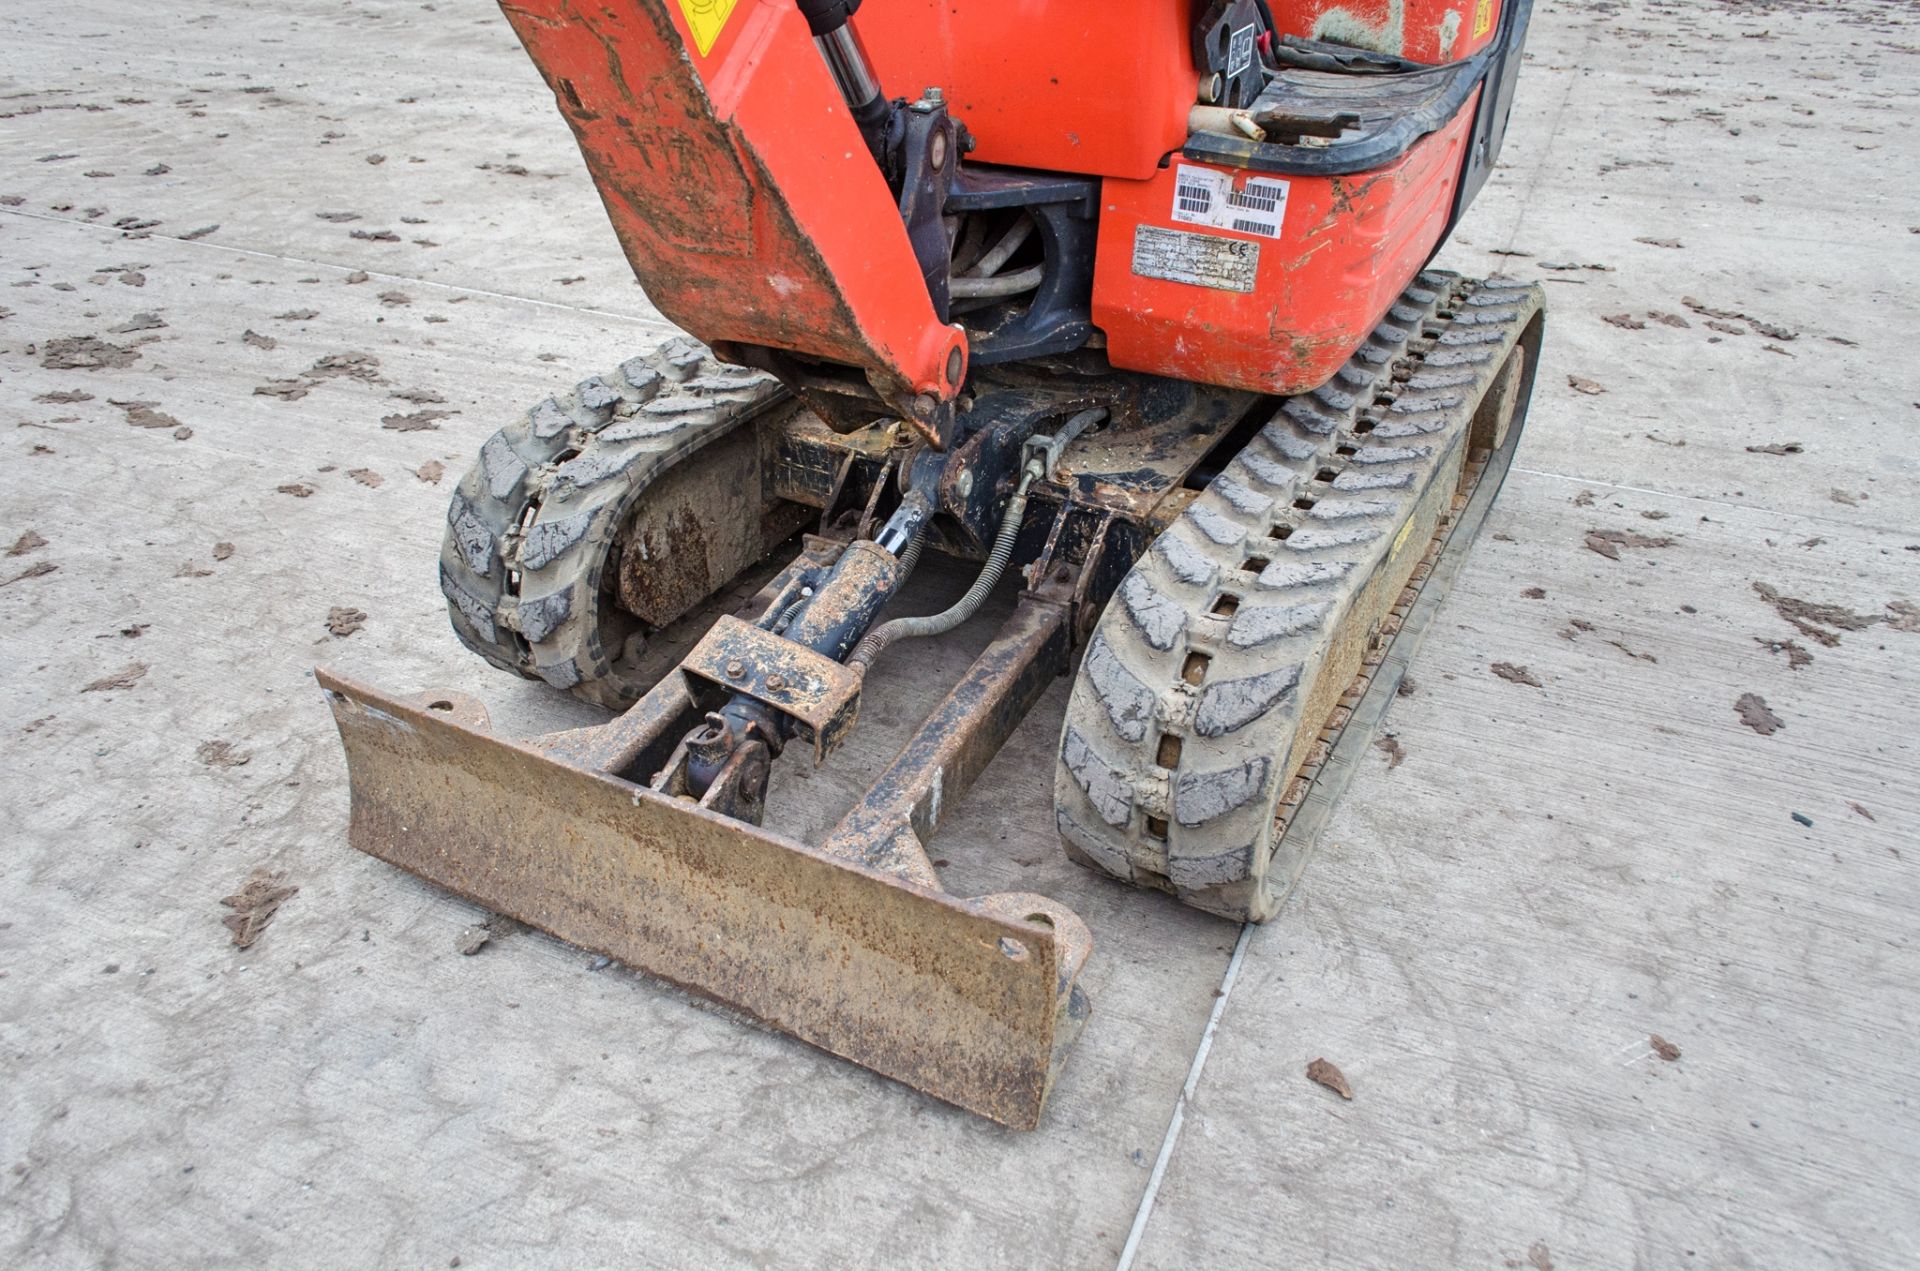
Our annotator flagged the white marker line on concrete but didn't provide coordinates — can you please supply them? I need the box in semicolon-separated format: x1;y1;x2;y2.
1115;921;1255;1271
0;205;668;324
1497;17;1598;252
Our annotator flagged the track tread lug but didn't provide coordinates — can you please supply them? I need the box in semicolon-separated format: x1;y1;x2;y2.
1196;664;1302;738
1227;601;1329;649
1185;504;1246;548
1119;573;1190;653
1174;755;1271;826
1082;633;1157;742
1061;726;1137;828
1154;529;1218;586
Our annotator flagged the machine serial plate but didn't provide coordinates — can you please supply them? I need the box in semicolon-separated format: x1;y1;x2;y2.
1131;225;1260;293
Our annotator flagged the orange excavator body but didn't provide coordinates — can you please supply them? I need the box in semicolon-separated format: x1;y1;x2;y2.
501;0;1529;409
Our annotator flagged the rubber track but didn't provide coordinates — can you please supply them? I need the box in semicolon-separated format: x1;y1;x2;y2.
439;334;790;708
1053;271;1544;921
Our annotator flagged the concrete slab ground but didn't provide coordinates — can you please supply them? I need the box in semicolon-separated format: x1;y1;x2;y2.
1;0;1914;1267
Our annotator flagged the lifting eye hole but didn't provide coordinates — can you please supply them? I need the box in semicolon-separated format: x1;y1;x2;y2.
1181;651;1211;684
1354;419;1377;435
1156;733;1183;768
1210;593;1239;618
1293;496;1316;511
1269;523;1294;541
1241;555;1269;573
1336;444;1357;457
1145;815;1169;840
1314;468;1338;484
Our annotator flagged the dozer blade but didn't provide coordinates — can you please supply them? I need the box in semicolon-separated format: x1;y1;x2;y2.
316;667;1085;1129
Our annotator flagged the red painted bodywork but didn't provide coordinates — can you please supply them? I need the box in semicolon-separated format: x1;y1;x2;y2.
858;0;1198;182
498;0;966;422
1091;102;1478;395
1266;0;1502;64
502;0;1501;407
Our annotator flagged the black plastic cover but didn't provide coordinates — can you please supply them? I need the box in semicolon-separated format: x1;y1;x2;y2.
796;0;862;39
1181;0;1533;181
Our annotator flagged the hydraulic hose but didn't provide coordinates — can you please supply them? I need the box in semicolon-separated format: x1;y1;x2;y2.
949;263;1045;299
846;470;1034;673
896;521;927;581
968;215;1034;278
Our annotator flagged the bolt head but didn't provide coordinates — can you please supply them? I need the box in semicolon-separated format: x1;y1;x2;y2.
765;673;786;692
725;660;745;679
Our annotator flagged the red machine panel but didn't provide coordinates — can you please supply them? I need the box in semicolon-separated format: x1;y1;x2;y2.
857;0;1496;183
499;0;966;418
1266;0;1504;64
856;0;1198;182
1090;102;1477;395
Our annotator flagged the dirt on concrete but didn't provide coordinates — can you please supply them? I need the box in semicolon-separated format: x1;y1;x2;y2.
1585;529;1678;560
1305;1058;1353;1100
1735;693;1784;736
1752;580;1892;646
219;871;298;949
40;334;140;369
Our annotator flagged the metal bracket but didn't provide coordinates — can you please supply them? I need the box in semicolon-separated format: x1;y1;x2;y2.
680;615;862;762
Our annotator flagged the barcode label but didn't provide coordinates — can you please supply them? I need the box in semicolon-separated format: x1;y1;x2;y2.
1176;180;1214;217
1168;164;1288;238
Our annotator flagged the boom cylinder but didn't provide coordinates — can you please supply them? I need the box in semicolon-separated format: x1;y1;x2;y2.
798;0;892;160
816;23;881;111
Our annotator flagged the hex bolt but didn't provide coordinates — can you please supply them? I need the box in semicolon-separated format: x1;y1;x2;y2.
765;673;787;692
726;660;746;679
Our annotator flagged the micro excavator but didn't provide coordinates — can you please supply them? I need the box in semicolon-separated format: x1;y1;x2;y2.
319;0;1544;1128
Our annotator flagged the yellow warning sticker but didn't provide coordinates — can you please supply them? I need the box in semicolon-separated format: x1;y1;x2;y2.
1472;0;1495;39
675;0;739;57
1391;511;1417;560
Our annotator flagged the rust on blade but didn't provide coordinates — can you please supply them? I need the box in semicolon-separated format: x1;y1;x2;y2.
315;666;1077;1128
